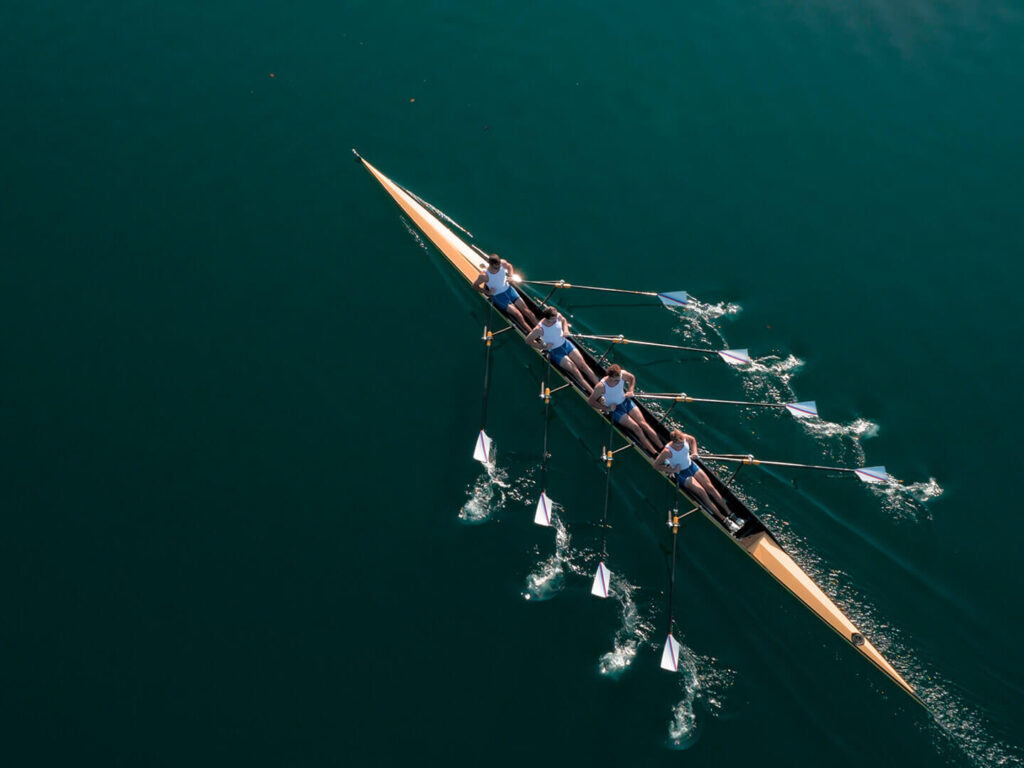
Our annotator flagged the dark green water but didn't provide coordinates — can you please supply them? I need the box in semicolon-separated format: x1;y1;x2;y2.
3;1;1023;765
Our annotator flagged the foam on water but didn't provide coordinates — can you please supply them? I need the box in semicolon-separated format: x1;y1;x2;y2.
870;475;945;522
523;513;572;601
666;647;737;750
458;460;510;523
670;300;739;349
738;353;884;465
597;576;655;678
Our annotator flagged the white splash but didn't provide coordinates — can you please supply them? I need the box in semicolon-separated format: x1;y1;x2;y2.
802;416;879;465
666;648;737;750
666;644;701;748
523;514;572;601
670;300;740;349
738;353;885;465
598;577;655;678
458;461;510;524
870;476;944;522
741;353;805;393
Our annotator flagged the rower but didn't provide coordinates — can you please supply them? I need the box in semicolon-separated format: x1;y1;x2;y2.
472;254;537;330
587;364;660;455
526;306;599;394
655;429;744;533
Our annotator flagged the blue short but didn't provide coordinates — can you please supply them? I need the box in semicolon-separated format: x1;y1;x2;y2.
674;464;700;484
548;339;576;365
491;285;520;311
610;398;637;423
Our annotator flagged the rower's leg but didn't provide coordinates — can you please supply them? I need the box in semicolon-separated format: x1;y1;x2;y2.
635;411;660;444
559;358;593;394
505;303;528;331
514;298;537;327
682;477;722;519
569;349;600;385
623;412;658;454
694;469;731;517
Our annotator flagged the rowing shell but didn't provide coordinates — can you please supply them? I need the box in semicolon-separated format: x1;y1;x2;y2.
354;150;924;708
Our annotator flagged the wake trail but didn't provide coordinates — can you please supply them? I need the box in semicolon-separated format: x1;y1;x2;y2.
598;576;655;678
755;511;1019;768
458;460;511;523
523;512;576;601
665;645;737;750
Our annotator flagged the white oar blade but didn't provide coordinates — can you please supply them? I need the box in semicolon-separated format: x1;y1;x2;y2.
660;634;682;671
591;562;611;598
785;401;819;419
472;430;494;464
657;291;689;308
534;492;554;527
718;349;751;366
855;466;889;484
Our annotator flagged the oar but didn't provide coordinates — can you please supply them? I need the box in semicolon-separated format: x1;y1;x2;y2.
574;333;752;366
638;392;818;420
702;454;890;484
660;502;683;672
534;365;556;526
472;306;496;465
591;420;616;599
520;279;689;309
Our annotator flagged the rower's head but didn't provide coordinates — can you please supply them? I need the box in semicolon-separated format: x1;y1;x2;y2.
670;428;685;443
487;255;501;269
606;364;622;382
541;306;558;321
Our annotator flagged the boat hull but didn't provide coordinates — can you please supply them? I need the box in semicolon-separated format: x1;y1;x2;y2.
355;151;923;708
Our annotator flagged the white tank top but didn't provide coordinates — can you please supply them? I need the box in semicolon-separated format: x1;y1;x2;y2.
666;442;691;472
602;377;626;407
485;265;509;294
540;319;565;349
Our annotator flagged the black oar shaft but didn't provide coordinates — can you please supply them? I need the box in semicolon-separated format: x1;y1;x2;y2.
540;365;552;489
599;419;615;559
667;520;678;633
480;306;494;430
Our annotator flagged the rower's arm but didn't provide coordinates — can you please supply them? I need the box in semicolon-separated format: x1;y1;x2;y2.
623;371;637;397
653;447;672;473
686;434;698;457
587;383;604;408
501;259;516;278
525;326;543;348
472;272;487;292
560;314;570;335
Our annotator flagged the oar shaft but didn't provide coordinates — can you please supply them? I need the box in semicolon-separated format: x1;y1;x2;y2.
521;280;657;299
599;420;615;559
666;498;679;632
540;365;552;487
703;455;854;473
639;393;785;408
574;333;713;355
480;315;493;431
